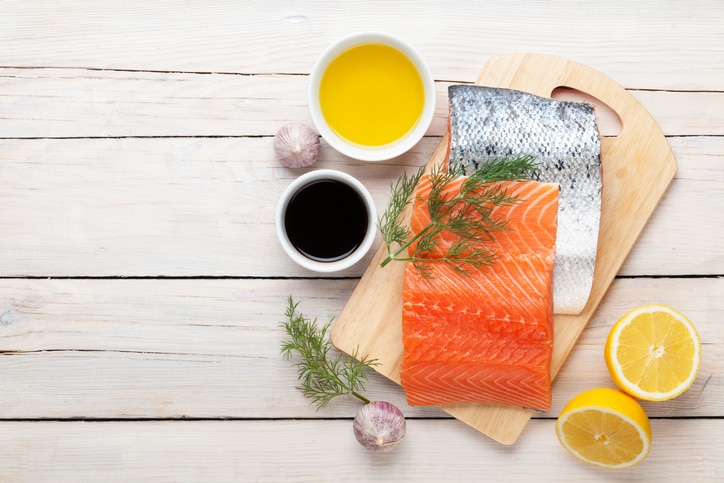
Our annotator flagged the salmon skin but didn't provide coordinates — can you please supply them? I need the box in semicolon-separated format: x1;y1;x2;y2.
446;85;602;315
400;176;559;410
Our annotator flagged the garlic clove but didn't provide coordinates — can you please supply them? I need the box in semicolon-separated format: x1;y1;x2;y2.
353;401;406;451
273;122;321;168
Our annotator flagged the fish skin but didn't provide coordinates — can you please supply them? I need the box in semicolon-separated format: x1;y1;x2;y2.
446;85;602;315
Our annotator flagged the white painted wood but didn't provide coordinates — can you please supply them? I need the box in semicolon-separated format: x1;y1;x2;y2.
1;70;722;138
0;278;720;419
1;1;722;91
0;0;721;478
1;137;722;277
0;419;721;481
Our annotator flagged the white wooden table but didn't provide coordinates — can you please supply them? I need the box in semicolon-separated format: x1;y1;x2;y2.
1;2;722;481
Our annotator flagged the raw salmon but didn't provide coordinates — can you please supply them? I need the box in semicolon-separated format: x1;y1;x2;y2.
400;176;559;410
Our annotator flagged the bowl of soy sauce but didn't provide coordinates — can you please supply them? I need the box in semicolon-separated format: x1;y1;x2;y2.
276;169;377;272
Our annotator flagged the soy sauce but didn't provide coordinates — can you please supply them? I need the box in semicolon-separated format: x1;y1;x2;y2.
284;179;368;262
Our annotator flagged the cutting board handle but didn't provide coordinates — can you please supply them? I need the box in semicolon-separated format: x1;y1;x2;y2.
475;54;659;142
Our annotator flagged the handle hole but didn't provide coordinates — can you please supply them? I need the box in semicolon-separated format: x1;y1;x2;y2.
551;87;622;137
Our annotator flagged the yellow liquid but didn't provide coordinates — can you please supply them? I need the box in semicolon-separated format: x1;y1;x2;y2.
319;43;424;147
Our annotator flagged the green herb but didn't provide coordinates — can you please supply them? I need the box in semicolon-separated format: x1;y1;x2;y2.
280;296;379;410
378;155;538;277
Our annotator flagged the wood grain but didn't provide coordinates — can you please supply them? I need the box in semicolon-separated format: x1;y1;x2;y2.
1;136;721;277
331;54;677;444
1;69;722;138
1;1;723;91
1;277;720;420
0;419;722;481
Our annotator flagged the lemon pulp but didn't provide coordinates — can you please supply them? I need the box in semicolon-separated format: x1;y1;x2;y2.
556;387;652;469
604;304;702;401
319;43;424;147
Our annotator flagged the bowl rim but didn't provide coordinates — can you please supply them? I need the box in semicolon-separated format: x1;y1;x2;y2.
276;169;377;272
308;31;436;162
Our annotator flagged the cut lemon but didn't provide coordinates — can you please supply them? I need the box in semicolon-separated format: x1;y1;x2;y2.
556;387;652;469
604;304;702;401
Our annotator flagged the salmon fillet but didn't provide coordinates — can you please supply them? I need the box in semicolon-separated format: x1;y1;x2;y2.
400;176;559;410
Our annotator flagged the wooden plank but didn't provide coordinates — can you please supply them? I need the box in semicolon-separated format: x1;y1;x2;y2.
1;1;722;91
1;69;722;138
0;277;720;420
0;136;415;277
0;419;721;481
0;136;722;278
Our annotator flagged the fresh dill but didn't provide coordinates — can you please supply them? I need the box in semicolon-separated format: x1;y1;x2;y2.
378;155;538;276
280;296;379;410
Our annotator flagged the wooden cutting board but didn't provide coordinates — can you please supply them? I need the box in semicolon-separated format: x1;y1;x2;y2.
330;53;677;445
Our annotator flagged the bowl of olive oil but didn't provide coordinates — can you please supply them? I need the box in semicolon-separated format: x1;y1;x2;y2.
309;32;435;162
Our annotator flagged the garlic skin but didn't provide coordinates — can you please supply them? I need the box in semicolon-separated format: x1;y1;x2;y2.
353;401;406;451
273;122;320;168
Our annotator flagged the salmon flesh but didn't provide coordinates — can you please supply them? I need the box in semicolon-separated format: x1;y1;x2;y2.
400;177;559;410
446;85;602;315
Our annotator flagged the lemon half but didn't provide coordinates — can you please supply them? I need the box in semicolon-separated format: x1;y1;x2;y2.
604;304;702;401
556;387;652;469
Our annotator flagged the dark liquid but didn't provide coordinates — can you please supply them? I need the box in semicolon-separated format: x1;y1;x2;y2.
284;179;369;262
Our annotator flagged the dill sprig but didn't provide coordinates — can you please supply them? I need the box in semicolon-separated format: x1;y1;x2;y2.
280;296;379;410
378;155;538;276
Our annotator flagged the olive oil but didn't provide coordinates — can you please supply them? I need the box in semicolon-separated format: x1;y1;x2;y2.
284;179;369;262
319;43;424;147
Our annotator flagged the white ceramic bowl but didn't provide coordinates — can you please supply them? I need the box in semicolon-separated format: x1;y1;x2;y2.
308;32;436;162
276;169;377;272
